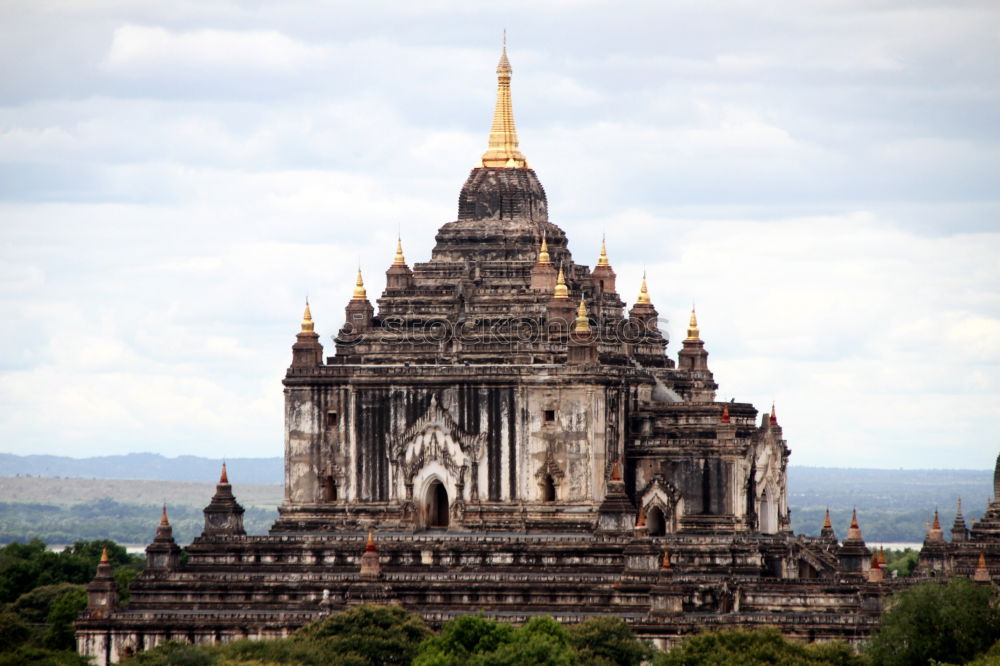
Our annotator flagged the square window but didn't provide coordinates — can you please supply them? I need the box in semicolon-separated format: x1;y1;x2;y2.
327;412;338;427
543;409;555;423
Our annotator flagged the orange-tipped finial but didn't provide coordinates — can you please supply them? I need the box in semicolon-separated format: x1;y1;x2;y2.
220;462;229;484
932;509;941;531
769;403;778;425
636;505;646;527
879;546;886;566
871;552;880;570
979;551;988;569
823;508;832;529
662;549;671;570
850;507;859;529
100;545;109;564
365;528;377;553
161;505;169;525
610;461;622;482
721;404;730;423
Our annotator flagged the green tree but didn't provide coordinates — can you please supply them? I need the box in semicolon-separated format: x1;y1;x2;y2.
415;614;514;665
477;617;576;666
0;611;30;653
43;587;88;651
865;577;1000;665
655;628;862;666
293;604;433;665
567;616;654;666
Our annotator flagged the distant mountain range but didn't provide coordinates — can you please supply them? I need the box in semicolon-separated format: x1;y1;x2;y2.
0;452;282;484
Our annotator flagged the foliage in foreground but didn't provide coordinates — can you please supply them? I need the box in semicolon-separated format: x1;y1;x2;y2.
864;577;1000;666
122;606;654;666
653;627;862;666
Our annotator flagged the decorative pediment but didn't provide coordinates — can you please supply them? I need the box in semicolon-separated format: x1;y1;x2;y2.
534;450;565;482
393;394;486;461
638;474;682;510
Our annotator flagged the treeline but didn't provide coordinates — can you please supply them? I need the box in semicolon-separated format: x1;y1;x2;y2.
0;539;144;665
0;499;275;546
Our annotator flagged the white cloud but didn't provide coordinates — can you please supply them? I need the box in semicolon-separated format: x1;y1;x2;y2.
0;0;998;469
103;25;325;73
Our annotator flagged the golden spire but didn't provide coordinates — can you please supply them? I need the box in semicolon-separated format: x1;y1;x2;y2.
823;508;832;529
538;235;551;265
100;545;109;564
365;528;377;553
933;509;941;531
352;268;367;301
574;298;591;332
220;462;228;484
636;505;646;527
636;272;651;305
553;264;569;299
686;307;700;340
662;549;671;570
161;505;169;525
480;38;528;168
979;550;988;569
597;236;609;267
393;237;406;266
301;301;314;333
610;461;622;482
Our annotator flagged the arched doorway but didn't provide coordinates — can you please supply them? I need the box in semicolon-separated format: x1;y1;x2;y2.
426;480;449;528
647;505;666;536
542;475;556;502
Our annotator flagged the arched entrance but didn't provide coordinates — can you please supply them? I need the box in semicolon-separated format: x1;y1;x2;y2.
647;505;666;536
542;474;556;502
426;480;449;528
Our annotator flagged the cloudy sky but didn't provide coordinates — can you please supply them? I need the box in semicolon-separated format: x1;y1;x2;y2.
1;1;998;469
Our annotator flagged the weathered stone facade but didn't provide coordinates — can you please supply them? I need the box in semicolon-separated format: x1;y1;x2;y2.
76;47;923;664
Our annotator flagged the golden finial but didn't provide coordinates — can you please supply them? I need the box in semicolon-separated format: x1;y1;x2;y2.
597;236;609;267
686;306;700;340
393;237;406;266
610;461;622;482
636;505;646;527
823;508;832;529
301;301;314;333
538;235;551;265
979;550;988;569
480;37;528;168
352;268;367;301
574;298;590;332
365;528;377;553
553;264;569;299
160;504;169;525
850;507;859;529
662;549;671;570
636;272;651;305
220;462;228;484
100;545;109;564
933;509;941;531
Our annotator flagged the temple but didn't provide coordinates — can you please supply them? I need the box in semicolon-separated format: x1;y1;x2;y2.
76;44;988;665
